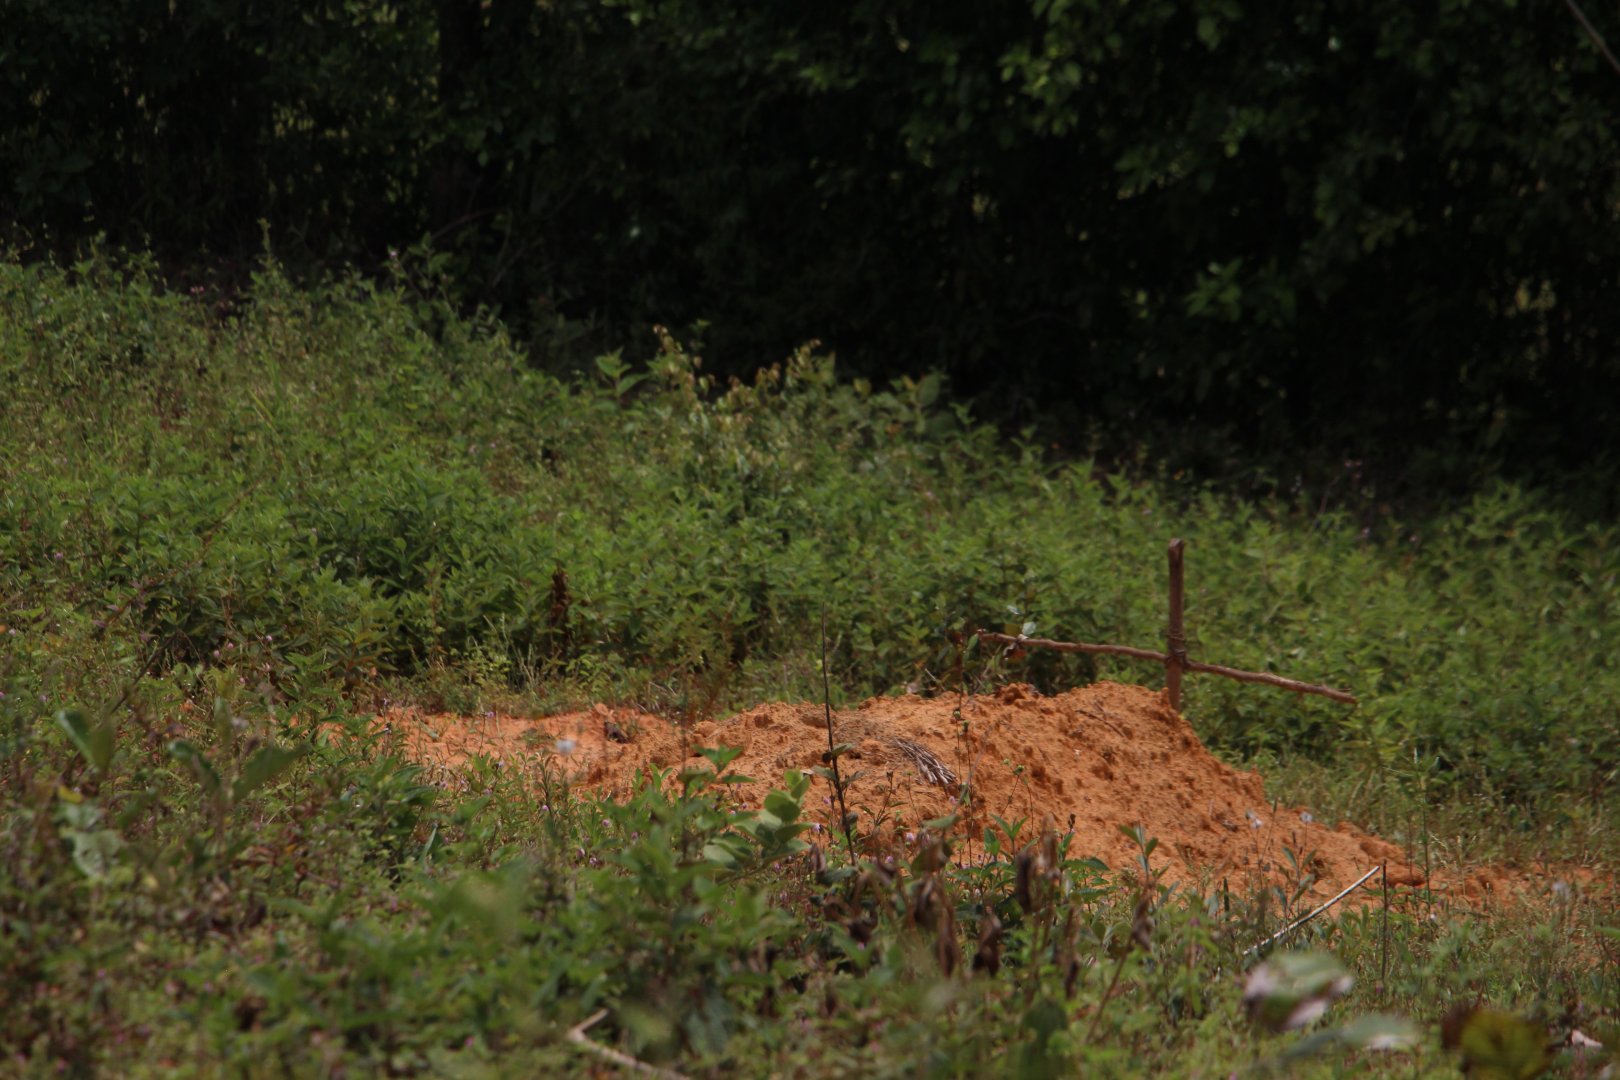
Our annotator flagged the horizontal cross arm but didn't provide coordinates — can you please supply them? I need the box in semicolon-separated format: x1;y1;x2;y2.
974;631;1358;706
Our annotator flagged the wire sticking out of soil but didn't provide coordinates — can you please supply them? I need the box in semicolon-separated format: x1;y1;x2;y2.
367;681;1571;906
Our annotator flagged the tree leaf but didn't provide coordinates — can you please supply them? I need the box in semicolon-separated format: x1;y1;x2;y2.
67;828;124;881
168;739;222;800
55;708;115;773
233;743;307;803
1442;1005;1550;1080
764;789;801;823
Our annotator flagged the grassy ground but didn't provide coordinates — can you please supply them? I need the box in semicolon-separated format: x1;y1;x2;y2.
1;253;1616;1075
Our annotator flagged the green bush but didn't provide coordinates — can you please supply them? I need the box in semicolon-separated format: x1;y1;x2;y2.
2;251;1617;812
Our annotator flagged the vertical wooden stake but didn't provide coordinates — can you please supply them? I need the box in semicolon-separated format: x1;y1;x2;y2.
1380;863;1390;987
1166;538;1187;712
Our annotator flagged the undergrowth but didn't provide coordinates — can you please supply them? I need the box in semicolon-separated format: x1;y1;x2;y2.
1;251;1616;1075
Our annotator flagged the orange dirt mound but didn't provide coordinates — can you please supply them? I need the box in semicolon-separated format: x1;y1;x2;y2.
374;682;1525;904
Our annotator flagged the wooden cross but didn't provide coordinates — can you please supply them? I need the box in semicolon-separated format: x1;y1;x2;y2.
977;538;1358;711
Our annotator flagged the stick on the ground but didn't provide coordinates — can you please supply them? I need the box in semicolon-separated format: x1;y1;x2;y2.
1243;865;1384;957
566;1009;691;1080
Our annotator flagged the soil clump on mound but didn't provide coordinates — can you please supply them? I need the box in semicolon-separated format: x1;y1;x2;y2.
376;681;1517;904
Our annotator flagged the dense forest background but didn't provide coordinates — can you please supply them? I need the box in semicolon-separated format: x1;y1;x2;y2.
6;0;1619;501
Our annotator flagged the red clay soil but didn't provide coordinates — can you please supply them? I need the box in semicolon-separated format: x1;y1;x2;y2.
371;681;1544;906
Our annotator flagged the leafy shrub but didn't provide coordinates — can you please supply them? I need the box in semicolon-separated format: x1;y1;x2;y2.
2;250;1617;813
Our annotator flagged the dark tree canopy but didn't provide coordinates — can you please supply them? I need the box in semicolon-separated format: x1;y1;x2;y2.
6;0;1618;487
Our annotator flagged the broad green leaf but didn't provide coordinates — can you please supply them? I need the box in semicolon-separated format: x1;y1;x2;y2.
696;745;744;770
213;695;235;746
1243;951;1354;1032
1337;1013;1420;1051
439;872;523;943
915;371;942;408
55;708;115;773
1286;1012;1420;1060
233;743;306;802
752;809;784;831
67;828;124;881
1444;1006;1550;1080
57;797;99;829
701;840;740;868
677;767;716;794
168;740;222;799
1017;997;1068;1079
763;790;800;823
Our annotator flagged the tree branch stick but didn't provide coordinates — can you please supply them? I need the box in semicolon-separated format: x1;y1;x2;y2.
566;1009;691;1080
974;631;1358;705
1183;660;1358;705
823;609;857;860
1243;865;1384;956
1563;0;1620;78
975;631;1169;665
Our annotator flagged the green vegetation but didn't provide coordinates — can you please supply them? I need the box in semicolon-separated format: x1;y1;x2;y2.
4;253;1616;805
1;256;1615;1075
7;1;1620;491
